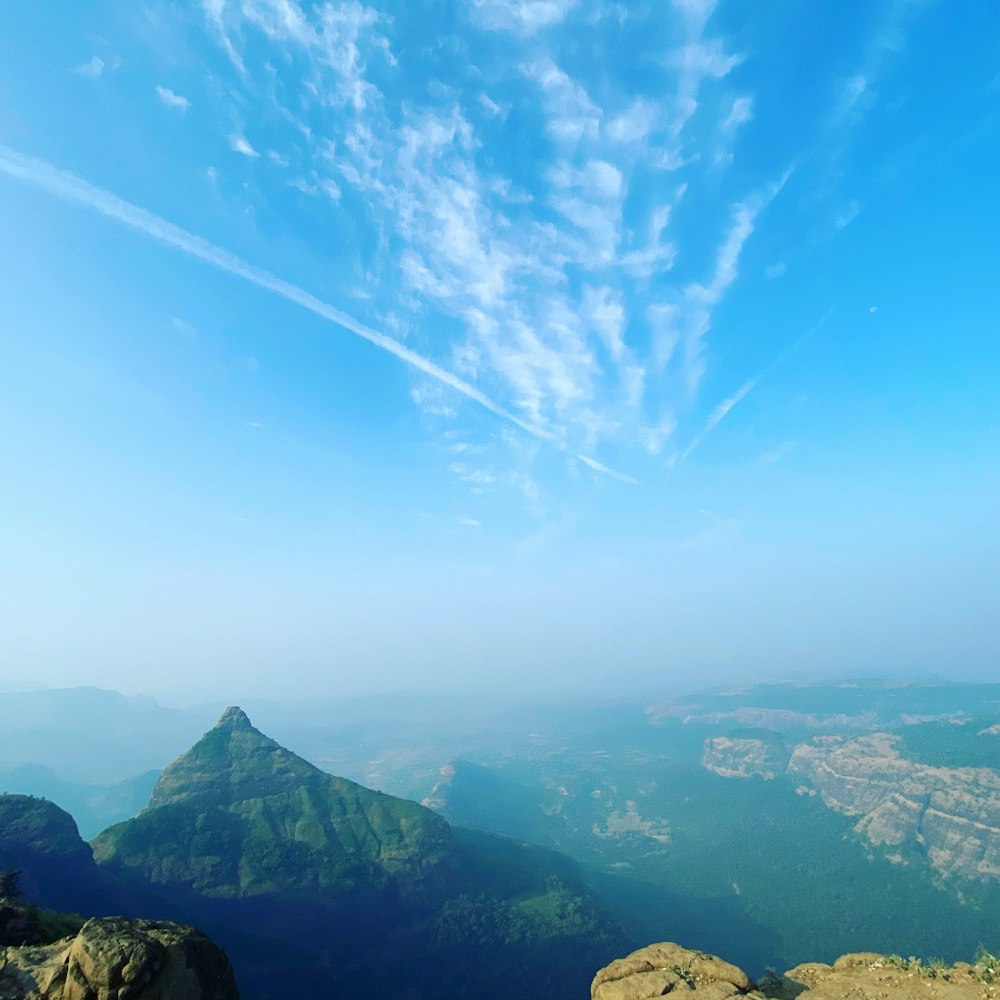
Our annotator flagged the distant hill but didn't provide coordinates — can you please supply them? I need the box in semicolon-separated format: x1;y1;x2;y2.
0;687;215;784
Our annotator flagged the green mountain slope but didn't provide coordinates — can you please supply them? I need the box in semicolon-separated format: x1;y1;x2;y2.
92;706;453;897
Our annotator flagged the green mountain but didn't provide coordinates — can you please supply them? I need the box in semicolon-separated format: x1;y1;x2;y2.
93;706;452;897
88;708;628;1000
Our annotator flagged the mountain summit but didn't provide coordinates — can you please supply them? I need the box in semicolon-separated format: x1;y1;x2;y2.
93;707;453;896
214;706;252;730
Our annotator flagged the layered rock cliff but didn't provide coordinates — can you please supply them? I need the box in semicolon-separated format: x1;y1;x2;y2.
701;730;1000;883
702;733;789;780
0;916;238;999
788;733;1000;881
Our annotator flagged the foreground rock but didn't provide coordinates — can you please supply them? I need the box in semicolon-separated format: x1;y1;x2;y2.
592;942;753;1000
0;916;238;999
593;943;1000;1000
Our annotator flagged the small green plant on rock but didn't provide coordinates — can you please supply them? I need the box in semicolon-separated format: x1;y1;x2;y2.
974;947;1000;984
668;964;696;988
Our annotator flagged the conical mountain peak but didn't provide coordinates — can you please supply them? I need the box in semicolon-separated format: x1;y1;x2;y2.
214;705;252;730
94;708;455;898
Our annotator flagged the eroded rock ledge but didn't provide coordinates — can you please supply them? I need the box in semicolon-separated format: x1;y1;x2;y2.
593;943;1000;1000
0;916;239;1000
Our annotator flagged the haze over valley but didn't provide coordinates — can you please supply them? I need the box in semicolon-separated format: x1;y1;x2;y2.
4;679;1000;997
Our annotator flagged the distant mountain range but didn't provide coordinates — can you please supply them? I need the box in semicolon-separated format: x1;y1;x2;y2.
2;707;628;999
5;678;1000;993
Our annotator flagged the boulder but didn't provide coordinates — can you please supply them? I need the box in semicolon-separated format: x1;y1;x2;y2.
0;916;238;999
592;942;754;1000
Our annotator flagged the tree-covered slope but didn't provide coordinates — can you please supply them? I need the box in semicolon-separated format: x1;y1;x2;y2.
92;707;454;897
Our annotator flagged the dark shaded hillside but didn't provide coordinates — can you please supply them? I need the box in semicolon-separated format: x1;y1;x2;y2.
0;794;114;916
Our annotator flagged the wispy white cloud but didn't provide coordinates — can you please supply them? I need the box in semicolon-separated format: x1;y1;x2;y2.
666;175;789;394
834;199;861;230
575;453;638;485
830;0;932;132
607;99;659;144
0;144;635;482
187;0;777;490
155;85;191;111
666;38;743;138
760;440;794;465
472;0;578;35
620;204;677;278
74;55;105;78
723;95;754;130
672;0;718;36
288;174;341;202
203;0;247;75
229;132;259;157
523;57;601;145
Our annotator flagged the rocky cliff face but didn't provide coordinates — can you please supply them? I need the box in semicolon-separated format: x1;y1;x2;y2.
593;943;1000;1000
702;735;789;780
788;733;1000;881
0;916;238;1000
700;728;1000;884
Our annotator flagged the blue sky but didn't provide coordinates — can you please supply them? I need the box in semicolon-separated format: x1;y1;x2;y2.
0;0;997;701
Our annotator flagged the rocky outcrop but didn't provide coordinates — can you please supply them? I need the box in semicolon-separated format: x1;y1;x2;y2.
0;916;238;999
594;944;1000;1000
788;733;1000;881
702;735;789;780
773;952;1000;1000
592;942;753;1000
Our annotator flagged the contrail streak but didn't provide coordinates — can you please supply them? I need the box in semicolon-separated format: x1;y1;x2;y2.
673;309;833;466
0;145;637;484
